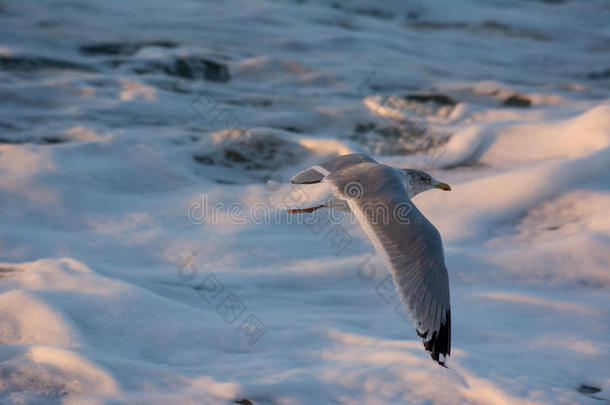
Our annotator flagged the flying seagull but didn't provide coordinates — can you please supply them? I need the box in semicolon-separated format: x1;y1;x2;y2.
284;153;452;366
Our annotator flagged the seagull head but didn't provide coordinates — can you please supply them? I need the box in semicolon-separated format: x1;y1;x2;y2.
403;169;451;198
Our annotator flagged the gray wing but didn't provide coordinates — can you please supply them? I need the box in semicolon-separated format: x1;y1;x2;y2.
290;153;377;184
328;163;451;366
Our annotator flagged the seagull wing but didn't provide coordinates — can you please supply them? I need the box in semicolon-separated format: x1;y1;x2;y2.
328;162;451;366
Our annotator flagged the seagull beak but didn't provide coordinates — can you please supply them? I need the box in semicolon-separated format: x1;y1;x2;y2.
435;182;452;191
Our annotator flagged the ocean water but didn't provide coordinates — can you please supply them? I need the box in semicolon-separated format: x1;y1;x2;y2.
1;0;609;404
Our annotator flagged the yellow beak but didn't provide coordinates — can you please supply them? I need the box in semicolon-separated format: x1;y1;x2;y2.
435;182;451;191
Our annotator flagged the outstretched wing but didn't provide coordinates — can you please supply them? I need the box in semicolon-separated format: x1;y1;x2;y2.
328;163;451;366
290;153;377;184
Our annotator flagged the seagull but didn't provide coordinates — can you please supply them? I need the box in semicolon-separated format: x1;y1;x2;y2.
284;153;452;367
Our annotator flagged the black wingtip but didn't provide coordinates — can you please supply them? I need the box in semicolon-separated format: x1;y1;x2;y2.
423;310;451;367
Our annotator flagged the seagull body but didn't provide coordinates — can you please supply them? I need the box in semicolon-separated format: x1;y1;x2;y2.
286;153;452;366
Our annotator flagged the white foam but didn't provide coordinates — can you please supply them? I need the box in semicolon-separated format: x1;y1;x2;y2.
0;0;609;403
